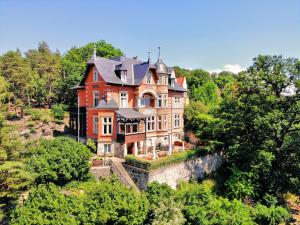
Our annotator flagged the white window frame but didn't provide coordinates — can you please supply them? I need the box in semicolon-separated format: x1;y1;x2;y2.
146;71;152;84
119;91;128;108
163;94;168;108
102;117;112;135
147;115;156;132
174;97;180;108
93;68;99;82
104;144;111;153
174;114;180;128
163;115;168;130
93;115;98;134
121;71;127;83
157;115;162;130
157;94;162;108
93;91;99;107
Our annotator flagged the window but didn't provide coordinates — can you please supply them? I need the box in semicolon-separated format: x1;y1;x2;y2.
147;115;156;131
125;124;131;134
102;117;112;135
121;71;127;82
163;94;168;108
93;116;98;134
157;95;162;108
120;91;128;108
146;71;152;84
119;123;125;134
132;123;138;133
163;115;168;130
104;144;111;153
174;97;180;108
93;68;99;81
93;91;99;107
174;114;180;128
157;116;162;130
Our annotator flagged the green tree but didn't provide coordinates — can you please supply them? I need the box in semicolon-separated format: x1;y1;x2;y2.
212;71;236;91
210;55;300;198
51;103;66;122
0;50;36;105
11;179;149;225
146;182;185;225
184;101;217;137
27;137;91;185
10;183;79;225
0;124;33;222
25;41;62;106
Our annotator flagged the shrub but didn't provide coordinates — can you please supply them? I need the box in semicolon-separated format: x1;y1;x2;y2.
27;137;92;185
225;168;257;200
29;127;36;133
86;138;97;153
51;103;66;121
29;110;42;121
252;203;290;225
125;149;201;171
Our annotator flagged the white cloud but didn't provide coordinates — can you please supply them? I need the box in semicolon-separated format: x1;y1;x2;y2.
209;64;246;74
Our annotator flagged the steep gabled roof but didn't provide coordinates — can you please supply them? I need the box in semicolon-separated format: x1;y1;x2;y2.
76;55;187;92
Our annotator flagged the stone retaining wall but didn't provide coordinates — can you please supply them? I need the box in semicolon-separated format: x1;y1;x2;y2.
124;153;223;190
90;166;111;180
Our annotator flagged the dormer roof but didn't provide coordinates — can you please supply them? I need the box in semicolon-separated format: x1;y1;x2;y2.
76;54;187;92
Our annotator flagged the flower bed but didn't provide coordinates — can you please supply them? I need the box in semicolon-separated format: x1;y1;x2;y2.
125;149;201;171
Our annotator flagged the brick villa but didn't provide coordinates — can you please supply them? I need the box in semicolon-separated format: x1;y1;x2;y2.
71;48;188;158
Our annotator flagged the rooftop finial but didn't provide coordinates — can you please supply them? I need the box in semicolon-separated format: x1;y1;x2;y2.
147;50;151;62
158;46;161;59
93;43;96;59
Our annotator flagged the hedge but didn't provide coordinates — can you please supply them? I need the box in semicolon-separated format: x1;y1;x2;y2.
125;149;201;171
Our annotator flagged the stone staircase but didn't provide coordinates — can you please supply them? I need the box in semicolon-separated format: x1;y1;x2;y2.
110;157;139;192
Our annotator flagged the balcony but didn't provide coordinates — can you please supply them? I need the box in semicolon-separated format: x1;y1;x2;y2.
117;133;145;143
136;93;156;108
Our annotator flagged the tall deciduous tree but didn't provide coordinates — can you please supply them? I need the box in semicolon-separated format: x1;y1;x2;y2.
210;55;300;199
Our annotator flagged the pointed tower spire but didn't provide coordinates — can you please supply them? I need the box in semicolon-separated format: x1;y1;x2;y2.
147;50;151;63
93;43;96;59
158;46;161;60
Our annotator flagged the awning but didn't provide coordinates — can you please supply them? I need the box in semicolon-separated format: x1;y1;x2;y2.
115;108;145;119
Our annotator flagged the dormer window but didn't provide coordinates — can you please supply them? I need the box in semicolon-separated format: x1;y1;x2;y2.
93;68;99;82
121;71;127;83
146;71;152;84
171;79;175;87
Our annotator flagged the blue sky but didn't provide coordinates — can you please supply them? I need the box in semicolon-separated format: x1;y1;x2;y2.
0;0;299;72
